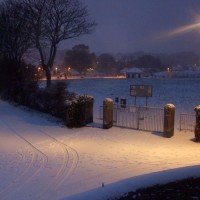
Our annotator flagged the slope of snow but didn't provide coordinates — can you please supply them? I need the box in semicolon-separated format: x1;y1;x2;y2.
1;78;200;200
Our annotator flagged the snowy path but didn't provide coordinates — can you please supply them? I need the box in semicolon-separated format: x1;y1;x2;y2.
0;101;79;200
0;99;200;200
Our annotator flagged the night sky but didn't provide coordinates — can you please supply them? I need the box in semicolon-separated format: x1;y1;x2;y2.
61;0;200;54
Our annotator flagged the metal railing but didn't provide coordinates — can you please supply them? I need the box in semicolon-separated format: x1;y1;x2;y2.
113;105;138;129
137;106;164;132
180;113;195;131
100;104;164;132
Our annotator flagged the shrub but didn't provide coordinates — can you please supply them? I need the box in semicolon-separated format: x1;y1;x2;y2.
0;58;36;92
1;81;38;105
0;80;93;128
35;82;75;119
66;95;94;127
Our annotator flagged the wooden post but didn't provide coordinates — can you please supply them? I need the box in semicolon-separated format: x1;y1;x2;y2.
103;98;113;129
164;104;175;138
194;105;200;142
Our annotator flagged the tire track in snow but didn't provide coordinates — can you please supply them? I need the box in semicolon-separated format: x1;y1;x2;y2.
0;103;79;199
0;150;24;189
0;120;48;200
55;141;79;189
35;129;79;200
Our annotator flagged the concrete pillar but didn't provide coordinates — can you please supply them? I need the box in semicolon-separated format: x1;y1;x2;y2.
164;104;175;138
103;98;113;129
194;105;200;142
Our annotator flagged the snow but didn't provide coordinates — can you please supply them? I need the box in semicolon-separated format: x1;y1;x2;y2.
104;98;113;102
1;78;200;200
126;68;143;73
154;70;200;78
194;105;200;111
165;103;175;108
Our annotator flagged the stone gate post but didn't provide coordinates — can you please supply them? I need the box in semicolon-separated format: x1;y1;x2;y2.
164;104;175;138
103;98;113;129
194;105;200;142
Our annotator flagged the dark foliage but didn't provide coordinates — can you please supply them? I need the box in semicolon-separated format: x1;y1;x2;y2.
97;53;117;75
33;82;75;119
66;95;94;127
0;56;36;92
64;44;96;74
134;55;163;72
113;177;200;200
1;81;38;105
1;81;93;128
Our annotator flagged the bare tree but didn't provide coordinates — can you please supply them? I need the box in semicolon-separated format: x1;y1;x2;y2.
0;0;33;66
24;0;96;87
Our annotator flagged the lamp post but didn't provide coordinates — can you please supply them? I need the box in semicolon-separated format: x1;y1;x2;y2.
67;67;71;76
38;66;41;80
55;67;58;78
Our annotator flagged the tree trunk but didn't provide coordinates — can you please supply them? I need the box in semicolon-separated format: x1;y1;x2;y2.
45;67;51;88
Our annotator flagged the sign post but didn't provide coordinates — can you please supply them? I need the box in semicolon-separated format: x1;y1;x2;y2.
130;85;152;107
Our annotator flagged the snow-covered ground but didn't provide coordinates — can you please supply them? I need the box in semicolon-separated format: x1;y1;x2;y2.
1;78;200;200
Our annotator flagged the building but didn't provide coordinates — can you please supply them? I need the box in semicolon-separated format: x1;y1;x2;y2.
125;68;143;78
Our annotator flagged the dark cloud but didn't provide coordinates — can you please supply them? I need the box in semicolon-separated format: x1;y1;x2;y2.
60;0;200;54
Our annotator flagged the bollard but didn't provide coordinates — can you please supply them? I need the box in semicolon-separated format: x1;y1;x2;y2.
194;105;200;142
163;104;175;138
103;98;113;129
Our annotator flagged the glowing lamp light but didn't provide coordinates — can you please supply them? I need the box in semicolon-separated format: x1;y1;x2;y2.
157;16;200;39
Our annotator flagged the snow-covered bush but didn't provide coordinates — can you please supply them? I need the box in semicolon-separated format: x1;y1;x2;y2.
66;95;94;127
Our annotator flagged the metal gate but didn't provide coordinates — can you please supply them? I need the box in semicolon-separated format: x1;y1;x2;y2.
100;104;164;132
180;113;195;131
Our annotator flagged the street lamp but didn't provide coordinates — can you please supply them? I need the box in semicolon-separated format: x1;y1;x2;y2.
67;67;71;76
37;66;41;80
55;67;58;77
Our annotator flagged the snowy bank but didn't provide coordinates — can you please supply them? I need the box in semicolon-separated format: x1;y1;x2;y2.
63;165;200;200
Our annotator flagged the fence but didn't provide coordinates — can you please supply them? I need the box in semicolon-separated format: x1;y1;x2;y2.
180;113;195;131
100;104;164;132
